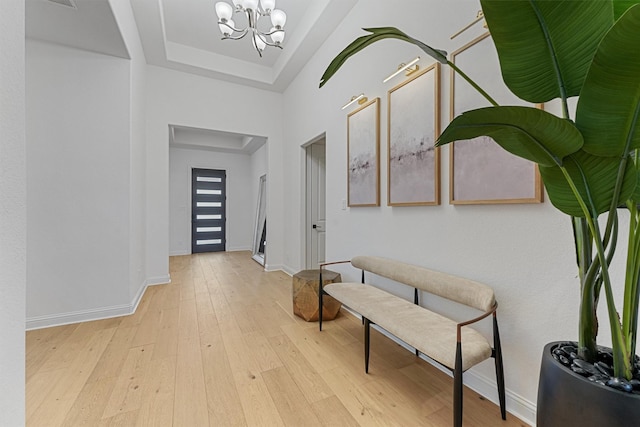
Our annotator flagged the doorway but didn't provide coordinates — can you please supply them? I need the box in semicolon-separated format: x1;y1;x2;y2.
192;168;226;253
305;137;326;268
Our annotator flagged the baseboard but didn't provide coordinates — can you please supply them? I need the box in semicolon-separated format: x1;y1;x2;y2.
276;264;296;276
26;275;172;331
340;307;536;426
264;263;282;272
169;250;190;256
146;275;171;286
26;302;133;330
264;264;295;276
227;246;251;252
463;370;536;426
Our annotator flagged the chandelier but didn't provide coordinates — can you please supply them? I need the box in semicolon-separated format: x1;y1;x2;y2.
215;0;287;57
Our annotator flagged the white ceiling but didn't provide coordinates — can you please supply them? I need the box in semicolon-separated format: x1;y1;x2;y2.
170;125;267;155
26;0;357;152
26;0;130;59
27;0;358;92
132;0;359;92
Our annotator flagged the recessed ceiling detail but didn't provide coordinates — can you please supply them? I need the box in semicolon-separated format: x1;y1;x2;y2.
27;0;359;92
131;0;359;92
47;0;77;9
26;0;129;59
213;0;287;57
170;125;267;155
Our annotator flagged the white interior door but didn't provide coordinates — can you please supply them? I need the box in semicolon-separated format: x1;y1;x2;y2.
306;140;326;268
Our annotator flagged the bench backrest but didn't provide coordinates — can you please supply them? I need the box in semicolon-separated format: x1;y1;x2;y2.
351;256;495;312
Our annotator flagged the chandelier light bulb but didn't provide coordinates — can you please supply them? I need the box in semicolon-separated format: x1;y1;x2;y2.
260;0;275;13
254;34;266;51
219;19;234;36
215;1;233;20
243;0;259;11
270;27;284;44
216;0;287;56
271;9;286;28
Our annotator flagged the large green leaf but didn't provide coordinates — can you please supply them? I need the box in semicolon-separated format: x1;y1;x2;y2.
576;4;640;157
436;106;583;167
540;151;638;217
480;0;613;103
631;160;640;204
614;0;640;19
319;27;446;88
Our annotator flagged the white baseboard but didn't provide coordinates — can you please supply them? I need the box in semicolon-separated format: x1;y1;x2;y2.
264;264;295;276
170;248;252;256
340;308;536;426
169;250;190;256
26;302;132;330
26;275;172;331
281;266;296;276
146;275;171;286
227;246;251;252
462;364;536;426
264;263;282;272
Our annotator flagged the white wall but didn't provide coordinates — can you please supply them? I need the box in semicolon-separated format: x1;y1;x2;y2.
251;143;268;195
282;0;583;423
25;1;149;328
0;0;26;423
169;146;256;254
109;0;148;304
26;40;132;326
145;65;284;276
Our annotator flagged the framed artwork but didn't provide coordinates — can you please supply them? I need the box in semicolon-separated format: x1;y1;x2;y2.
387;63;441;206
449;32;543;204
347;97;380;207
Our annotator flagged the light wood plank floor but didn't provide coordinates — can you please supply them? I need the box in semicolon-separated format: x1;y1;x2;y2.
27;251;529;426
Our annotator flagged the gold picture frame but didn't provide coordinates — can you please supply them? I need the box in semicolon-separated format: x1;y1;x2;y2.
387;63;441;206
449;32;543;205
347;97;380;207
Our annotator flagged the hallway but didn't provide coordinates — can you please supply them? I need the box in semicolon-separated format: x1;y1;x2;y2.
26;252;525;426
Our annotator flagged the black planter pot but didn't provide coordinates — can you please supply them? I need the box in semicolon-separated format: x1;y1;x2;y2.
537;341;640;427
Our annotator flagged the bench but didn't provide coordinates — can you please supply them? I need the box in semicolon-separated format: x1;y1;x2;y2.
318;256;506;427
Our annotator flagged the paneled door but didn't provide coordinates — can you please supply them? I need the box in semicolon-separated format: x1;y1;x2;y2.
306;141;326;268
192;168;226;253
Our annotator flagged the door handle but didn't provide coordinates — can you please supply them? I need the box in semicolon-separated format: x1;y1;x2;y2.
312;224;317;229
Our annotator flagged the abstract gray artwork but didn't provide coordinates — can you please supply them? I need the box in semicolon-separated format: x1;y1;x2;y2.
347;98;380;206
450;32;542;204
388;64;440;206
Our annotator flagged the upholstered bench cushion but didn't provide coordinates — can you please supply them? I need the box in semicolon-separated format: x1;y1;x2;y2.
324;282;492;371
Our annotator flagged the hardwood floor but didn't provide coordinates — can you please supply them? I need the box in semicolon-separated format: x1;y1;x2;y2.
26;251;529;426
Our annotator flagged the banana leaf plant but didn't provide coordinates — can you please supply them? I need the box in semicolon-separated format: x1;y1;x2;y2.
320;0;640;381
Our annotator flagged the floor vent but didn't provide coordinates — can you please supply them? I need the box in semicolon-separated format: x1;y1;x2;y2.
47;0;77;9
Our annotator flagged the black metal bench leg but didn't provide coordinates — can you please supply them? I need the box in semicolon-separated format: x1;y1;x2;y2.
318;270;324;332
414;288;419;357
361;270;366;326
364;317;371;374
318;291;323;331
494;314;506;420
454;342;463;427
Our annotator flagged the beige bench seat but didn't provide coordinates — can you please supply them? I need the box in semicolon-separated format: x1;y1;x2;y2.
324;282;492;371
318;256;506;427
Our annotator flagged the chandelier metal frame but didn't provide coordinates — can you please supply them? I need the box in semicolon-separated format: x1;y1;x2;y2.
215;0;286;57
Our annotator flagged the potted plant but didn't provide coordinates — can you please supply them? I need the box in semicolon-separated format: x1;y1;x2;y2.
320;1;640;425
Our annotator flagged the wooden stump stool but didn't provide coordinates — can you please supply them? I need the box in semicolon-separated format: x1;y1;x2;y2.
292;269;342;322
